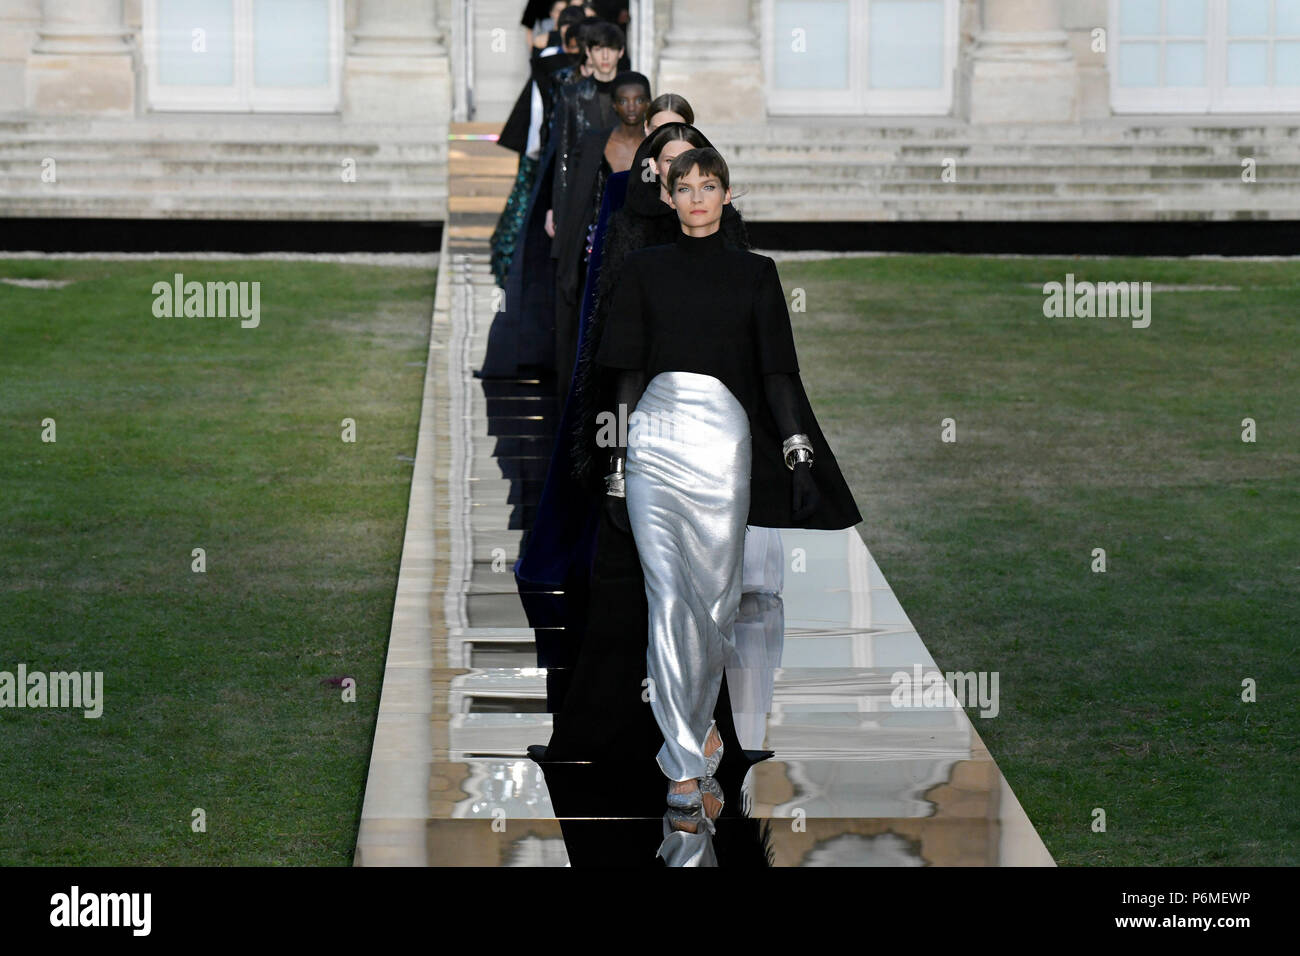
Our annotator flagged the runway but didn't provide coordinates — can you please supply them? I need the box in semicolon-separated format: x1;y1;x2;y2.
352;125;1055;866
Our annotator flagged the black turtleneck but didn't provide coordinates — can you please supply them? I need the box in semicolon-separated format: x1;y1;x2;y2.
673;226;729;254
599;222;797;379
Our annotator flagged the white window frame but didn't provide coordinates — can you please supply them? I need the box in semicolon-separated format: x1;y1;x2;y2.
143;0;343;112
1109;0;1300;112
763;0;959;116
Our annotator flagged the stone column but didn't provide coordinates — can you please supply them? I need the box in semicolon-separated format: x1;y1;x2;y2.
27;0;137;114
0;0;41;113
962;0;1077;123
343;0;450;124
654;0;764;123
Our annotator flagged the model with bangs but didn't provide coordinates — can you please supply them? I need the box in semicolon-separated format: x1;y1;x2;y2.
594;146;863;838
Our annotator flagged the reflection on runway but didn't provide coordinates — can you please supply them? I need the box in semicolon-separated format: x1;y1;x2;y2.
354;128;1055;866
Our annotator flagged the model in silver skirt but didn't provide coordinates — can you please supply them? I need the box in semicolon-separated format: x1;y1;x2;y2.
625;370;752;783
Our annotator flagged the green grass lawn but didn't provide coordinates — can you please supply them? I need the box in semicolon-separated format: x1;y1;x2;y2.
782;253;1299;865
0;257;434;864
2;252;1295;867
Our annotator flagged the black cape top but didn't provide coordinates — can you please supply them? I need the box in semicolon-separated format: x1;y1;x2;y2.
499;49;579;155
595;227;863;531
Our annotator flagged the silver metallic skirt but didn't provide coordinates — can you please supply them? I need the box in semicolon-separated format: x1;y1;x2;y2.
625;371;751;782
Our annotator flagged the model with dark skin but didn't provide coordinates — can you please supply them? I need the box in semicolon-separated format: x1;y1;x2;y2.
603;81;649;172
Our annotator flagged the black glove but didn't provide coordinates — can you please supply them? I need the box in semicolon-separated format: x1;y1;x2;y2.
604;489;631;534
602;368;646;537
765;372;820;523
791;460;818;522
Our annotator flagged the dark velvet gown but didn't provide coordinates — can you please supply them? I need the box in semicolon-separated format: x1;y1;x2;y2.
477;133;558;380
476;58;581;381
514;167;631;708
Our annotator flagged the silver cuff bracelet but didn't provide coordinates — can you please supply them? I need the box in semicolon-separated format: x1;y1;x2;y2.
785;446;814;470
782;433;814;470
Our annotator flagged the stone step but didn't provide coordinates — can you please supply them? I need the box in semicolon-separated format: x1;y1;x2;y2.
0;175;447;195
706;121;1300;144
0;155;445;173
720;140;1299;158
0;196;445;219
0;116;444;138
734;199;1283;221
0;139;446;160
729;178;1300;194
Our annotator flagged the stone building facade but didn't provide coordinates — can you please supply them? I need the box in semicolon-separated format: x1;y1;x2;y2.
2;0;1298;222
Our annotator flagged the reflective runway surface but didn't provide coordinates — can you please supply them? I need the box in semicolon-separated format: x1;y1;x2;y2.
354;128;1055;866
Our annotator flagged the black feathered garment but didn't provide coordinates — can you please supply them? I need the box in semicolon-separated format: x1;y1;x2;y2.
596;227;862;531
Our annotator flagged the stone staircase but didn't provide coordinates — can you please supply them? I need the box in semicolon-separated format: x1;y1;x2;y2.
0;115;448;220
3;113;1297;223
709;120;1300;220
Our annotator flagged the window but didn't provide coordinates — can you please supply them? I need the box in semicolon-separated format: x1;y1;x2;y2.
1111;0;1300;111
143;0;342;111
766;0;959;115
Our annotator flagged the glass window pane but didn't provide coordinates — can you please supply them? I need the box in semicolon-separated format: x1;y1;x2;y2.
1278;0;1300;34
1227;0;1269;35
1276;40;1300;82
1166;0;1207;35
157;0;234;86
773;0;851;90
1227;40;1269;83
1165;41;1206;84
1119;0;1161;35
869;0;945;89
1118;42;1160;85
254;0;331;87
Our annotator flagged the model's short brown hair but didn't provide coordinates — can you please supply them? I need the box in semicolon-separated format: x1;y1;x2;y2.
665;147;730;194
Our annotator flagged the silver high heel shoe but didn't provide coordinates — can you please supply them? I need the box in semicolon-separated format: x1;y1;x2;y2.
704;725;724;778
666;779;703;812
699;775;724;813
666;805;705;834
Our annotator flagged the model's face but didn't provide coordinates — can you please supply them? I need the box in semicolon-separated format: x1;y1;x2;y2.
656;140;693;190
647;110;686;134
613;85;649;127
589;44;621;78
549;2;565;21
669;164;731;232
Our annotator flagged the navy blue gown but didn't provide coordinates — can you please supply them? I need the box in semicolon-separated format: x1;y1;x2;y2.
515;167;630;706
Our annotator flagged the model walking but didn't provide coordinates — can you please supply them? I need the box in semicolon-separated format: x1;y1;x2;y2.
595;147;862;818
